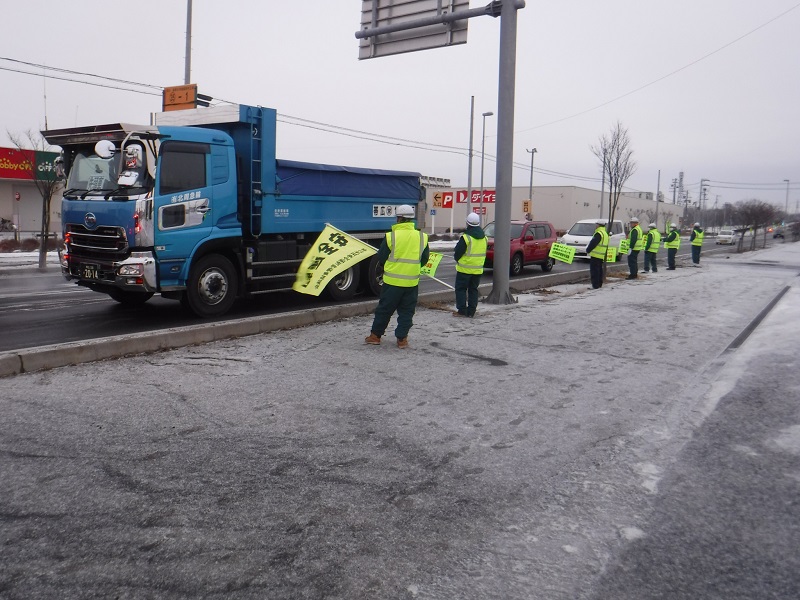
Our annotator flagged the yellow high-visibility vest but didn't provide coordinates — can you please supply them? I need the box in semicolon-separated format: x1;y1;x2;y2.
630;225;645;251
455;233;487;275
665;231;681;249
646;229;661;253
589;227;609;259
382;222;428;287
691;229;704;246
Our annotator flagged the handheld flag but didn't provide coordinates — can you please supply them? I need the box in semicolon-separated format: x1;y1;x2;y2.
549;243;575;264
420;252;444;277
293;224;377;296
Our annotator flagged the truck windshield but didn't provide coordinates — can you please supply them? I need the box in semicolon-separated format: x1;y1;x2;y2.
67;145;148;195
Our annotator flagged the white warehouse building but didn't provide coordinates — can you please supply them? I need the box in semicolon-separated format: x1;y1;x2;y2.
420;184;683;235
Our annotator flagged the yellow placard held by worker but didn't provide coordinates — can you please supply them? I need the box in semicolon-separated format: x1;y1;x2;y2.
605;246;618;262
548;242;575;264
293;224;377;296
421;252;443;277
618;239;629;254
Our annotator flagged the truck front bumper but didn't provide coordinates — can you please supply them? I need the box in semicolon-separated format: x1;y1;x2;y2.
62;250;158;293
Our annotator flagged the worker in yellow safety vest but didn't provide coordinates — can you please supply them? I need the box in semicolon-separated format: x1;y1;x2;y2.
365;204;429;349
664;223;681;270
690;222;704;267
643;222;661;273
626;217;644;280
453;212;488;317
586;219;610;289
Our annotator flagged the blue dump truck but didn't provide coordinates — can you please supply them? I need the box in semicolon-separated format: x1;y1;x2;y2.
42;104;422;317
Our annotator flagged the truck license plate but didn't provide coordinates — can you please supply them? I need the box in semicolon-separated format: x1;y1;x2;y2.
82;264;99;279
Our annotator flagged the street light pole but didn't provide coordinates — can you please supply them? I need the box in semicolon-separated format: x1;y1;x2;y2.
784;179;790;220
479;111;493;226
526;147;537;214
457;96;475;238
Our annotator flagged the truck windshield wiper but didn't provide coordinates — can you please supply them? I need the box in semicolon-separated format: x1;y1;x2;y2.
106;186;150;200
63;188;86;198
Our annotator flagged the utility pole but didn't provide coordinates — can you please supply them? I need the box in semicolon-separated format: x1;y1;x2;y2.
485;0;523;305
184;0;193;84
699;178;708;224
526;147;537;206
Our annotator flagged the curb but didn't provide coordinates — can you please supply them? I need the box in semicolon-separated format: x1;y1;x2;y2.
0;261;634;378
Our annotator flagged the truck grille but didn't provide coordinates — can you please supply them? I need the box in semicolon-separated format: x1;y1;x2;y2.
66;224;129;261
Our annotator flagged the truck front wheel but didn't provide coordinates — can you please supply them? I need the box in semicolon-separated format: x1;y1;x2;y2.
326;264;361;301
185;254;238;317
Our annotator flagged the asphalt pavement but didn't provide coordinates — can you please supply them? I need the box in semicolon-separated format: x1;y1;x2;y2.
1;242;799;599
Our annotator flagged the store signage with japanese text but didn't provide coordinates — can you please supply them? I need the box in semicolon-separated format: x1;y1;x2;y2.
0;147;59;181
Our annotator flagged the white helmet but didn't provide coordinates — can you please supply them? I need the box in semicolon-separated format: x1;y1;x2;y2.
466;212;481;226
395;204;415;218
670;223;678;229
694;222;701;227
649;223;656;228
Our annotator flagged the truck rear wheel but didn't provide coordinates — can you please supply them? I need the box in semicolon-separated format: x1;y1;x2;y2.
107;289;154;305
326;265;361;301
362;254;383;296
185;254;238;317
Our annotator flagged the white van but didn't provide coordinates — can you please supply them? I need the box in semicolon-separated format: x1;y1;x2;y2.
558;219;627;259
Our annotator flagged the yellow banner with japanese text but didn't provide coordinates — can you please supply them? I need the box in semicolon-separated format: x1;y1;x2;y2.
293;224;377;296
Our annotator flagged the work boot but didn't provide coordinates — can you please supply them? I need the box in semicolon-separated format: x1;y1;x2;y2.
364;333;381;345
626;274;638;280
452;311;467;317
396;337;409;349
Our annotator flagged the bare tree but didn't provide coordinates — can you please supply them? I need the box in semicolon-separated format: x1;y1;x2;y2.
591;121;637;228
7;130;62;270
734;199;776;252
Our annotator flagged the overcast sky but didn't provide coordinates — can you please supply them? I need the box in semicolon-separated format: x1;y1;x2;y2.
2;1;798;211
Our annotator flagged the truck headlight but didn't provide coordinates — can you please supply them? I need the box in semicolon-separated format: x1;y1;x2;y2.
118;264;144;276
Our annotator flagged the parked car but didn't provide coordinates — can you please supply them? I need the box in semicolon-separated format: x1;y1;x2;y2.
558;218;627;260
716;229;736;245
483;220;557;276
772;227;785;239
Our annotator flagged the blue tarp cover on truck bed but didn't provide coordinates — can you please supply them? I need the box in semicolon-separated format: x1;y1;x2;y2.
276;159;421;200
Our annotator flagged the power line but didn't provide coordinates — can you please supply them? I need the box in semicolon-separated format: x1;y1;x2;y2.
6;59;789;194
0;64;161;97
0;56;164;90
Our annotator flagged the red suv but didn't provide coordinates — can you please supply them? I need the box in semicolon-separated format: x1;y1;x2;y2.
483;220;557;276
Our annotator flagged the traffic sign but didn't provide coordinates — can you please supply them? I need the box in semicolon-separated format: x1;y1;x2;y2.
441;191;453;209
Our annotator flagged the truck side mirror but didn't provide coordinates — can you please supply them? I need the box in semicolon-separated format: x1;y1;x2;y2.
95;139;116;159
